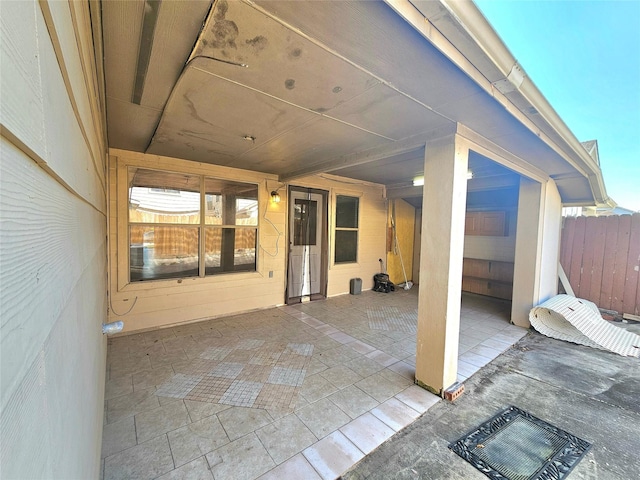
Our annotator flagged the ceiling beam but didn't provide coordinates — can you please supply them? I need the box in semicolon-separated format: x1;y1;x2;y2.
466;174;520;192
387;185;423;199
279;124;455;183
279;137;424;183
456;124;548;183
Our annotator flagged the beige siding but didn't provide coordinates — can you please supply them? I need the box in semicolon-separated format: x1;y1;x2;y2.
0;1;107;478
108;154;387;331
293;174;387;296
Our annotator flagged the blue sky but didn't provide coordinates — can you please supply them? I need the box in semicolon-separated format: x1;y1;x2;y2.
475;0;640;211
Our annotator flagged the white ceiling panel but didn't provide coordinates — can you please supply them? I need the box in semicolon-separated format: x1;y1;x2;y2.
142;0;212;109
102;0;144;102
106;98;162;152
192;0;380;114
332;148;425;185
254;0;483;110
147;64;321;167
328;83;450;140
239;116;390;174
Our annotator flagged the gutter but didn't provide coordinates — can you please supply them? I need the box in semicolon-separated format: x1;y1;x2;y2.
385;0;609;205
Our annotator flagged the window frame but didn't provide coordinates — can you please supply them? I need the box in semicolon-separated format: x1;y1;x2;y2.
333;194;360;265
126;166;259;284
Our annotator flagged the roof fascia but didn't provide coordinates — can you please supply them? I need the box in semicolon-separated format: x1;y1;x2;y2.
385;0;609;205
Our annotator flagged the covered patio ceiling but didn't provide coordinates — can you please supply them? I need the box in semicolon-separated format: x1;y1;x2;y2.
102;0;602;205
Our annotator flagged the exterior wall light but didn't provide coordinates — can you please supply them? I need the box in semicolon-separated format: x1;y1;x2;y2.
270;191;281;203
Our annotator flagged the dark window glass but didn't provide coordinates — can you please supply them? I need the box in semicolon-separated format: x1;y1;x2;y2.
335;231;358;263
293;199;318;246
334;195;359;263
335;196;359;228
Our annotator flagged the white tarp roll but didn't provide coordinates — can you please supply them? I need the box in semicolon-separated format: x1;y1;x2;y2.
529;294;640;358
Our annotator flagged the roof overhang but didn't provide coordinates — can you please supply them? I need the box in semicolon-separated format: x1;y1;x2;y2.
101;0;608;207
392;0;608;206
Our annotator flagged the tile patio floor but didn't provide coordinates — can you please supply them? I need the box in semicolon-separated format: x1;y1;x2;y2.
101;289;527;480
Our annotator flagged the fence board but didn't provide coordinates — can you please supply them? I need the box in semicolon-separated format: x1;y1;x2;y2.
588;216;607;303
579;216;598;298
560;216;575;271
569;216;586;294
611;215;631;313
599;216;619;308
623;214;640;315
561;213;639;316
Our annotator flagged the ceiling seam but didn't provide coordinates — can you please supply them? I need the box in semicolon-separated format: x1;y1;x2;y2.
243;0;457;125
191;63;397;141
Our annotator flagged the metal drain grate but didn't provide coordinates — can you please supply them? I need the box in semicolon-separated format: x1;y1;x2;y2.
449;406;591;480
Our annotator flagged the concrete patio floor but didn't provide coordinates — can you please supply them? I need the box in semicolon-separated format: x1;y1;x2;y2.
342;324;640;480
101;288;527;480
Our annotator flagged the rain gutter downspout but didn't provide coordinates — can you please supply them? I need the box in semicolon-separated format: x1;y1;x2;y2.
385;0;609;205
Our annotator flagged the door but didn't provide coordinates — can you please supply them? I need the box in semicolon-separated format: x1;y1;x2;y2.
287;188;327;302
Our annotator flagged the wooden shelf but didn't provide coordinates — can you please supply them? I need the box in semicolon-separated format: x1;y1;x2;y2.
462;258;513;300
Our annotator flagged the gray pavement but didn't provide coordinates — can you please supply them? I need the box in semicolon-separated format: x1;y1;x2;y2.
342;328;640;480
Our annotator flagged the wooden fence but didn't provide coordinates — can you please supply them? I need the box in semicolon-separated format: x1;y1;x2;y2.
560;213;640;316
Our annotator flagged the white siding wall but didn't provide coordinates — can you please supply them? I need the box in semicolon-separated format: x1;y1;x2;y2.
108;153;387;333
511;177;562;327
538;180;562;303
0;1;107;478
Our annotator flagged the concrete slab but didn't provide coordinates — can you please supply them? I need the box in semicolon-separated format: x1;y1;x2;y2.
342;331;640;480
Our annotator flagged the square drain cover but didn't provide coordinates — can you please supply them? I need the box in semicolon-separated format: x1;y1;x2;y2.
449;406;591;480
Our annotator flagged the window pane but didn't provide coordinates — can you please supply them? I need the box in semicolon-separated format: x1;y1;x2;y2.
130;226;199;281
293;199;318;246
335;230;357;263
205;227;256;274
205;178;258;226
336;196;359;228
128;168;201;224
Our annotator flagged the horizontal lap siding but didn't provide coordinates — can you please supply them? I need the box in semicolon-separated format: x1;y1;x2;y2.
108;157;386;331
295;175;386;297
109;152;287;332
0;1;107;478
560;214;639;316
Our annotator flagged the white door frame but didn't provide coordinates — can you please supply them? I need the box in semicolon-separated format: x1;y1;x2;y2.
286;187;328;304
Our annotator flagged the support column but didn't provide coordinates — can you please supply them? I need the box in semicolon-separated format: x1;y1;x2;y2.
415;135;469;395
512;178;562;326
